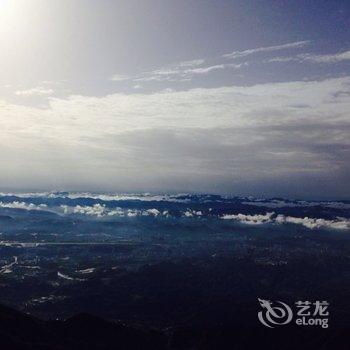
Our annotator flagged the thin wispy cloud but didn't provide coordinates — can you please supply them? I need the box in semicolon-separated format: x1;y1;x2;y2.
299;50;350;63
110;74;130;82
15;87;54;96
265;49;350;64
133;74;191;82
222;40;310;59
178;59;205;67
184;62;248;74
111;41;310;84
265;56;298;63
125;41;348;86
133;62;247;82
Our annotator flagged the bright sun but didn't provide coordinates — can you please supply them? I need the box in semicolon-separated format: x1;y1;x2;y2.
0;0;30;33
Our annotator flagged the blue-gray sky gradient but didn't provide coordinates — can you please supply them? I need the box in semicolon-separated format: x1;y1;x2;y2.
0;0;349;199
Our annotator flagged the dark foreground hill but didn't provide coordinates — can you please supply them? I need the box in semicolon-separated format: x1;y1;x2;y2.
0;303;349;350
0;303;165;350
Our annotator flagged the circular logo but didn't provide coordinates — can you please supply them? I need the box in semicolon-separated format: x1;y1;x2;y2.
258;298;293;328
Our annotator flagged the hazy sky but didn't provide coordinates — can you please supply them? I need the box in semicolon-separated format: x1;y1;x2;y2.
0;0;350;198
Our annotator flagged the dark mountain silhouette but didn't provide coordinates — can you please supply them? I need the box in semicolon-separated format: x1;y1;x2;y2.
0;303;349;350
0;303;165;349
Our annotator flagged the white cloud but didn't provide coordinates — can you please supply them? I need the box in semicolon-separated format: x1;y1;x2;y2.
221;211;350;230
0;201;48;211
223;41;309;59
221;212;274;225
146;208;160;216
242;200;350;209
1;197;348;230
60;204;108;217
275;215;350;230
266;49;350;65
15;87;54;96
59;204;165;217
0;76;349;194
178;59;205;67
187;63;247;74
0;192;189;202
134;74;190;82
264;56;298;63
184;210;203;217
299;50;350;63
135;61;246;82
110;74;130;81
111;45;348;84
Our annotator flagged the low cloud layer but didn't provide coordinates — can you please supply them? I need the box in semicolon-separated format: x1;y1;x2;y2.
0;201;48;211
222;212;350;230
1;198;349;230
222;212;274;225
275;215;350;230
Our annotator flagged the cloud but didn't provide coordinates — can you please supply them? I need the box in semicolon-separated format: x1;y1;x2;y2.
178;59;205;67
131;40;308;83
1;195;349;230
275;215;350;230
112;44;348;85
186;63;247;74
72;204;107;217
146;208;160;216
0;192;191;202
300;50;350;63
184;210;203;217
59;204;166;217
265;56;298;63
0;76;349;196
110;74;130;81
221;212;274;224
15;87;54;96
134;72;191;82
0;201;48;211
222;41;309;59
134;60;246;82
221;211;350;230
266;49;350;64
242;199;350;209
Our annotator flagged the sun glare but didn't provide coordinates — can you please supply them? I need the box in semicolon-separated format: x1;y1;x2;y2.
0;0;31;35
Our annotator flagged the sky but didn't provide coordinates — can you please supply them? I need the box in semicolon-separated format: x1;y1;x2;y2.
0;0;349;199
